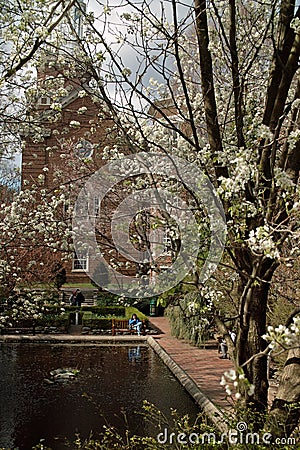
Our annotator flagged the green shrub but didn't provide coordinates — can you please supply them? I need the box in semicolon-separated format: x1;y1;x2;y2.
36;315;69;329
82;311;93;320
65;305;125;316
10;318;36;328
125;306;148;322
165;299;212;346
92;306;125;316
82;317;112;329
96;291;120;306
41;305;66;315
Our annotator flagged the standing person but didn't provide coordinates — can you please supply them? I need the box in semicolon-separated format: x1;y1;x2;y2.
69;290;77;306
74;289;85;307
128;313;143;336
229;329;236;343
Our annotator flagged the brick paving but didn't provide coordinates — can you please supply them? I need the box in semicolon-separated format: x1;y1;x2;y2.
149;316;233;411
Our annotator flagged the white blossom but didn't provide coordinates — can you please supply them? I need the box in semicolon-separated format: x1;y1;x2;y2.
247;225;280;259
69;120;80;128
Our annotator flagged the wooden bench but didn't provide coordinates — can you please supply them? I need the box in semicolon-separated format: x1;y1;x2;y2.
111;319;146;336
198;339;219;349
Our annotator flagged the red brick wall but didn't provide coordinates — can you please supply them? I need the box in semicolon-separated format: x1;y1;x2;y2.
21;69;117;285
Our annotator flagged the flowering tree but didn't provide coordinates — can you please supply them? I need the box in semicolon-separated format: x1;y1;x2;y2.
72;0;299;433
0;187;72;296
0;0;299;437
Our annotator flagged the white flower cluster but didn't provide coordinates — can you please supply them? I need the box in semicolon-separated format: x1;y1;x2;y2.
145;77;167;98
291;17;300;34
192;317;210;334
198;285;224;308
247;225;280;259
77;107;88;115
262;316;300;350
50;102;62;112
9;293;45;321
0;188;72;293
0;290;64;328
187;301;199;314
122;68;132;77
218;152;254;200
274;168;294;190
256;124;274;141
287;129;300;150
78;90;87;98
220;368;255;400
69;120;80;128
102;145;125;161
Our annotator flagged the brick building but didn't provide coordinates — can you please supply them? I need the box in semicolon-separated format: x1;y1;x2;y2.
20;2;116;285
21;2;177;290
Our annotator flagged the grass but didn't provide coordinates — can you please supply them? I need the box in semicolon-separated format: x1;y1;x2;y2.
16;282;96;290
62;283;96;289
81;307;148;321
125;306;148;321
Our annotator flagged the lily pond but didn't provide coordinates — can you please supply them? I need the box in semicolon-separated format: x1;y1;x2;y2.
0;343;199;449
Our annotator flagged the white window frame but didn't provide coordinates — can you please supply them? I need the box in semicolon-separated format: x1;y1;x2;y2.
72;251;89;272
38;96;51;105
162;235;172;254
93;196;100;216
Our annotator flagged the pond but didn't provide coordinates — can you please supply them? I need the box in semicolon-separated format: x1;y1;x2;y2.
0;343;200;449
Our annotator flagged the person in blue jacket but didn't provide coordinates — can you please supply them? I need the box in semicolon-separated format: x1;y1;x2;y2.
128;313;143;336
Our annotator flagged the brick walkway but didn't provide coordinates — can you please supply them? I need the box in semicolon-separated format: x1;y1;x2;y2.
149;316;233;411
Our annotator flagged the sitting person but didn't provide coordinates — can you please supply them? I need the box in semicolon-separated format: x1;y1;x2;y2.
229;328;236;342
128;313;143;336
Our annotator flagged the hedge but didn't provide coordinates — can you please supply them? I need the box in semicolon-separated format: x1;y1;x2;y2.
48;305;126;317
82;317;112;330
36;315;69;330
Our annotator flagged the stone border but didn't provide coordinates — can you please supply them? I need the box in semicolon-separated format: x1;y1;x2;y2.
147;336;229;433
0;334;148;344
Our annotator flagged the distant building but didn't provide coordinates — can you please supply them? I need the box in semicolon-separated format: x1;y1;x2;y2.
20;0;114;284
20;1;178;289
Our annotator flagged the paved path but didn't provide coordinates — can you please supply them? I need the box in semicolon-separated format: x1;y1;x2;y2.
149;316;233;411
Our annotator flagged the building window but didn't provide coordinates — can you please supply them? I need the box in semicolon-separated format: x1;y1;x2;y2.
75;139;94;159
94;196;100;216
38;96;51;105
72;251;88;271
163;235;172;253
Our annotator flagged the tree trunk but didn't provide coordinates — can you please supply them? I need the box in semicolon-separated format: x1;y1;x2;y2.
193;0;229;180
238;285;269;411
236;257;278;418
265;340;300;437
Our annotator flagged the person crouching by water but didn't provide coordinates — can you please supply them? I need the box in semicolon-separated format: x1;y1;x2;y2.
128;313;142;336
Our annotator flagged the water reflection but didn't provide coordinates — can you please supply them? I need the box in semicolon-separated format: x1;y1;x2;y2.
0;343;199;450
128;346;141;363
